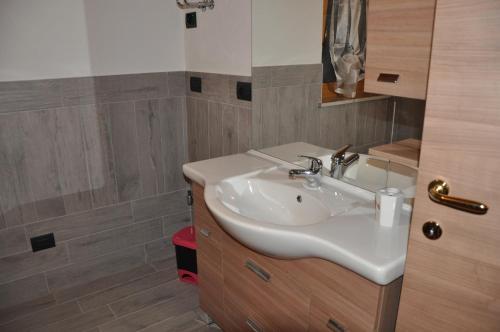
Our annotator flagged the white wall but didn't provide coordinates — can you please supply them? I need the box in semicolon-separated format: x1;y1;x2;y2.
0;0;185;81
252;0;323;67
184;0;252;76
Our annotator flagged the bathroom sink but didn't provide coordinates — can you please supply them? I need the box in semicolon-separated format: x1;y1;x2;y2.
203;165;411;285
215;167;363;227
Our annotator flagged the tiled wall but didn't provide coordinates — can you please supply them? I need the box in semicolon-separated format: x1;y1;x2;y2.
252;64;426;153
185;72;252;162
0;72;191;322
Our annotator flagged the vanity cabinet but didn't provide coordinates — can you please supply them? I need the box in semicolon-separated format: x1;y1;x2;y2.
364;0;436;99
192;183;402;331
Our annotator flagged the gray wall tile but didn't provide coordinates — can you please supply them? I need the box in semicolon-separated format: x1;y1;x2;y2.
208;102;223;158
238;107;252;152
167;72;187;97
186;97;209;162
0;79;62;113
108;102;142;201
135;100;163;197
0;112;38;227
0;245;69;284
26;202;132;242
159;97;187;192
61;77;97;107
67;219;162;261
132;190;187;222
95;73;169;104
0;227;27;257
222;104;238;156
393;97;426;141
80;104;118;208
24;109;66;220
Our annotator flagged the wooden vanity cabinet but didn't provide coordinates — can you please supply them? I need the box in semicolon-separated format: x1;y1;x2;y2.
192;183;402;331
364;0;436;99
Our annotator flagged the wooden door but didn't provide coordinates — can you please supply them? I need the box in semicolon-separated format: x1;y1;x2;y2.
396;0;500;331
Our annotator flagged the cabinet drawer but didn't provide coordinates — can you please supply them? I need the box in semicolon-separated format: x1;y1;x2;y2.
198;251;225;328
224;290;272;332
309;294;374;332
192;183;225;249
223;238;310;331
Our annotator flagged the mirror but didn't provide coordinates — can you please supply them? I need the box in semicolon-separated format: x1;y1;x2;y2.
251;0;424;196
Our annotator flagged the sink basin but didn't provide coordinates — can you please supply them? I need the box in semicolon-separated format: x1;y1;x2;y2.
216;167;363;226
203;165;411;285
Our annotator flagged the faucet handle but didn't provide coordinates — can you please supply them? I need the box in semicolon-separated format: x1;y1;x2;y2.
298;155;323;174
332;144;352;162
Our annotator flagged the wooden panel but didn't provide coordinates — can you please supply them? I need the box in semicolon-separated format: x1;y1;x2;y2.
369;139;421;168
364;0;436;99
192;183;226;328
396;0;500;331
223;237;310;331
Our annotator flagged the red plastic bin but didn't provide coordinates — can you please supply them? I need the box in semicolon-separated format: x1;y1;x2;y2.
171;226;197;284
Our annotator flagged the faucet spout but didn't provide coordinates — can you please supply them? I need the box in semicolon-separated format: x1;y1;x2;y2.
330;144;358;179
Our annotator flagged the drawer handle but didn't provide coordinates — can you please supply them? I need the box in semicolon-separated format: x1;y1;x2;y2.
327;318;346;332
244;259;271;282
246;318;263;332
377;73;399;83
200;228;210;237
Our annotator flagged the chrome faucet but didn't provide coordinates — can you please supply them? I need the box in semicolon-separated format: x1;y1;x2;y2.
289;155;323;178
330;144;359;179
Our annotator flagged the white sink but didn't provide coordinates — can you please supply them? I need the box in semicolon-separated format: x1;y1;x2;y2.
203;165;411;285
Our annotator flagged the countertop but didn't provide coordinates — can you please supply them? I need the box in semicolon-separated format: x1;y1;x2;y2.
182;143;410;285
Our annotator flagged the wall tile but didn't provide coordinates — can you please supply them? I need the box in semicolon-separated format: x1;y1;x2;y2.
222;104;238;156
67;219;162;261
255;87;279;148
319;104;357;149
238;107;252;153
167;72;187;97
25;202;132;242
53;107;92;214
108;102;142;201
0;245;69;284
159;97;187;192
132;190;187;222
252;67;272;89
24;109;66;220
135;100;163;196
186;97;209;162
61;77;97;107
95;73;169;104
80;104;118;208
0;301;81;332
208;102;223;158
393;97;426;141
228;75;252;108
277;85;309;144
0;112;38;227
46;246;145;293
0;274;49;310
0;227;27;257
0;79;62;113
355;99;391;147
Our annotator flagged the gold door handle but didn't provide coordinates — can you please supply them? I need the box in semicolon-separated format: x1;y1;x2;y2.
428;179;488;215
